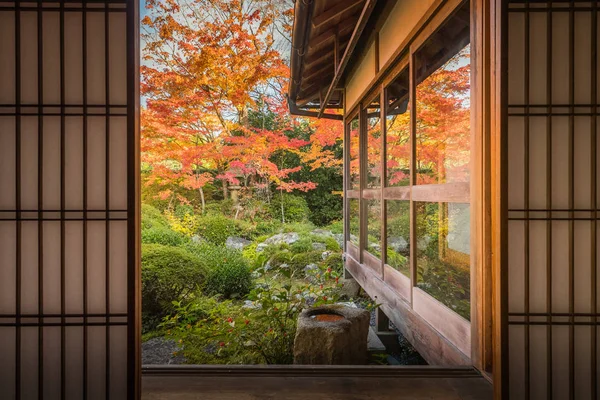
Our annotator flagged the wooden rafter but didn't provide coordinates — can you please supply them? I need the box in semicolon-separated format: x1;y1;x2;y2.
311;0;364;29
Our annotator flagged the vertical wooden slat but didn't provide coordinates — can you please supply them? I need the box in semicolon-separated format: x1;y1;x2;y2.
524;2;531;398
15;1;21;398
591;4;598;398
545;5;553;399
82;3;88;396
568;3;575;399
37;3;44;398
59;2;66;398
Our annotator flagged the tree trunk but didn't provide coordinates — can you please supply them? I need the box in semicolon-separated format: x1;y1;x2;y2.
222;179;228;200
199;187;206;214
279;188;285;224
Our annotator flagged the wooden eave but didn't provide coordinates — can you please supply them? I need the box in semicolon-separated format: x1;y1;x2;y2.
288;0;377;119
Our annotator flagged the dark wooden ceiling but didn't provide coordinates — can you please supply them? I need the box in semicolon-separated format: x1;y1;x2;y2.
295;0;367;109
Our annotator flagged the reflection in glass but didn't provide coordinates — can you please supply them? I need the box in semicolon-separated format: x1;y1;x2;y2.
415;202;470;320
348;117;360;190
348;198;359;246
366;200;381;258
386;200;410;277
385;68;411;187
366;98;381;188
415;42;470;184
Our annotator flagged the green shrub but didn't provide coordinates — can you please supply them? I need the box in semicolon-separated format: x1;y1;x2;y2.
142;244;208;331
268;250;293;268
288;251;323;272
269;194;310;223
141;227;190;247
289;237;313;254
173;204;194;219
195;215;238;245
278;221;315;234
325;220;343;234
141;204;169;230
322;253;343;275
254;220;282;237
202;246;253;299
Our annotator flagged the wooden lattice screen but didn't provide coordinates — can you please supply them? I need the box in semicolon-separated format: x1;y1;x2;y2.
0;0;139;398
506;0;599;398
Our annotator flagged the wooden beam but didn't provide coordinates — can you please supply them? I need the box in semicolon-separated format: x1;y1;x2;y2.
312;0;363;29
318;0;378;117
308;17;357;50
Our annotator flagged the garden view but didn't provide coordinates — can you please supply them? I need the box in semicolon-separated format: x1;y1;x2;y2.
140;0;469;365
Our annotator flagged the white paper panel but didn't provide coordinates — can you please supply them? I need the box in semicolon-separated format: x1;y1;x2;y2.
508;13;525;105
552;13;569;104
43;12;61;105
0;328;16;399
86;13;106;105
20;327;39;400
65;326;84;400
64;12;83;105
43;116;61;210
65;116;84;210
551;117;569;210
508;220;525;314
109;326;128;399
110;117;127;209
87;221;106;314
552;326;570;400
529;13;547;105
21;221;39;314
43;221;61;314
508;117;525;210
109;221;127;314
20;117;38;211
0;222;16;314
87;116;106;210
0;12;16;104
43;327;62;399
529;117;547;210
574;12;592;105
574;117;592;209
65;221;84;314
0;117;16;210
87;326;106;400
530;326;548;400
551;221;570;314
20;12;38;105
529;221;547;313
109;13;127;105
574;326;593;400
509;325;526;400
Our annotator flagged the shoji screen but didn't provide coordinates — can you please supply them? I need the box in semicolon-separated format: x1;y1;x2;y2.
506;1;599;399
0;1;138;399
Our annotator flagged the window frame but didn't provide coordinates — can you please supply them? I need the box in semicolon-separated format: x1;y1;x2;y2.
343;0;474;360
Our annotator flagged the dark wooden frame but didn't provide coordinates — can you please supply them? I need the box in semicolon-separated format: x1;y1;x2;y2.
342;0;497;370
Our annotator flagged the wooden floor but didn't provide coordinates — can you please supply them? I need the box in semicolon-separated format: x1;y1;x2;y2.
141;366;493;400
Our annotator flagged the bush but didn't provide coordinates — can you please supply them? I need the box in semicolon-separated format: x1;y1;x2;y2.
288;250;323;272
268;250;293;268
196;215;238;245
141;204;169;230
141;227;190;247
269;194;310;223
289;237;313;254
142;244;208;331
201;245;253;299
325;220;343;234
322;253;344;275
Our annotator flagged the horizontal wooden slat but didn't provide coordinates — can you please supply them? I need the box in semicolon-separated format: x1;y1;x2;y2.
344;256;471;366
383;265;411;301
383;186;411;200
412;288;471;358
362;250;382;276
411;182;470;203
362;189;381;199
312;0;363;29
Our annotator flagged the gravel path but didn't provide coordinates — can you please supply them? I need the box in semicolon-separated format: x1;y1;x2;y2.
142;337;186;365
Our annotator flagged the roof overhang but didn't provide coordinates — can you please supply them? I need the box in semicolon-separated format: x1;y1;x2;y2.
288;0;379;120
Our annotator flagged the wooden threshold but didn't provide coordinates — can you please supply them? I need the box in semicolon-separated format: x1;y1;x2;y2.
142;366;492;400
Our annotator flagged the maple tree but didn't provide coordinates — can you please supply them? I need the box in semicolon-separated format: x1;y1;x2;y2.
140;0;343;214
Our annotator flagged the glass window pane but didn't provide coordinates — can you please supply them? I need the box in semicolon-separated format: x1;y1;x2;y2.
415;4;470;185
348;198;359;247
415;202;470;320
386;200;410;277
348;117;360;190
366;97;381;188
366;200;381;258
385;68;410;187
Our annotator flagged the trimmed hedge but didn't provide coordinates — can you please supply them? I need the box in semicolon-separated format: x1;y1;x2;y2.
141;204;169;230
195;215;238;245
142;244;207;330
141;227;190;247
